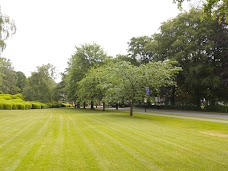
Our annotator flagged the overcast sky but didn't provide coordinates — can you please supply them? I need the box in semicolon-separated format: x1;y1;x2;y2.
1;0;182;80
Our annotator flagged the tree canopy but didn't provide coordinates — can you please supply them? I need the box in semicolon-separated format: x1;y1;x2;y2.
174;0;228;23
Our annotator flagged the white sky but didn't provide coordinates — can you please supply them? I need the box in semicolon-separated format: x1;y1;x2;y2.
1;0;182;80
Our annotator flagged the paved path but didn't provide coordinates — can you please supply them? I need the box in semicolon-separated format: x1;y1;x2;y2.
106;107;228;124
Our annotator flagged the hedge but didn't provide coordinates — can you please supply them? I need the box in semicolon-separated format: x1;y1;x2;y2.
2;103;12;110
204;105;228;113
0;99;46;110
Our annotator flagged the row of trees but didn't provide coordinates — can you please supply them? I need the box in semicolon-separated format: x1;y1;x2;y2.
1;4;227;114
127;8;228;109
62;8;228;112
0;58;58;102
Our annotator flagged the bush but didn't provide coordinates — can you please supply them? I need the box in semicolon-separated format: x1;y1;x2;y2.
204;105;228;113
12;94;24;100
0;94;12;100
47;102;64;108
12;103;19;110
3;103;12;110
32;103;41;109
25;103;32;110
41;103;48;109
63;103;73;107
136;104;199;111
18;103;25;110
0;103;3;110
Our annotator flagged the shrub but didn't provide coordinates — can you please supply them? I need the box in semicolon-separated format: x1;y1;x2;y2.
41;103;48;109
0;103;3;109
0;94;12;100
25;103;32;110
12;103;19;110
47;102;64;108
18;103;25;110
63;103;73;107
12;93;24;100
204;105;228;113
3;103;12;110
32;103;41;109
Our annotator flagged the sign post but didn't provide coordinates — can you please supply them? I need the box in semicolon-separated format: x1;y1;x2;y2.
144;98;147;112
145;87;150;112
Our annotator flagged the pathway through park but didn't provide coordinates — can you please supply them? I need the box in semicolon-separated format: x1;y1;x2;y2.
106;107;228;124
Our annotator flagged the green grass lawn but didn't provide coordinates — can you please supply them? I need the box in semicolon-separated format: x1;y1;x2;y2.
0;108;228;171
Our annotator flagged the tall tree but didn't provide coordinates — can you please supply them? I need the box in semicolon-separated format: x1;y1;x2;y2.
0;57;19;94
64;43;108;102
151;8;228;107
104;60;181;116
0;8;16;54
23;64;57;102
127;36;153;65
15;71;27;93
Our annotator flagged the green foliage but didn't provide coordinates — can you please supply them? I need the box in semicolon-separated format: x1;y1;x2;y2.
149;8;228;107
0;93;46;110
0;58;20;94
127;36;153;64
2;103;12;110
25;102;32;110
63;103;73;107
17;103;25;110
145;104;198;111
46;102;64;108
0;8;16;53
23;64;57;102
204;105;228;113
64;43;108;101
31;102;41;109
46;102;73;108
174;0;228;23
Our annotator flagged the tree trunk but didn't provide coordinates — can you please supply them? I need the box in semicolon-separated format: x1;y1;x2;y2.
116;103;118;110
91;101;94;110
103;102;105;111
130;100;133;116
83;102;86;109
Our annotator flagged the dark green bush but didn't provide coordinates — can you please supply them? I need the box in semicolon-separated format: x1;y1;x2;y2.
136;104;199;111
47;102;64;108
204;105;228;113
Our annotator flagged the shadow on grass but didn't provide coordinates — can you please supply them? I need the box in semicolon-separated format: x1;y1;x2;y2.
63;107;167;122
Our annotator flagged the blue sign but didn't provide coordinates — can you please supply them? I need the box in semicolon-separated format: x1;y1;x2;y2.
146;87;150;95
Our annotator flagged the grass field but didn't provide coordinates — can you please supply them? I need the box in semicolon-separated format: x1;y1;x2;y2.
0;108;228;171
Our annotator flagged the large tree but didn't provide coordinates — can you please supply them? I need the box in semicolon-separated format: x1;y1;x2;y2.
127;36;153;65
104;60;181;116
151;8;228;107
0;57;19;94
64;43;108;102
23;64;57;102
